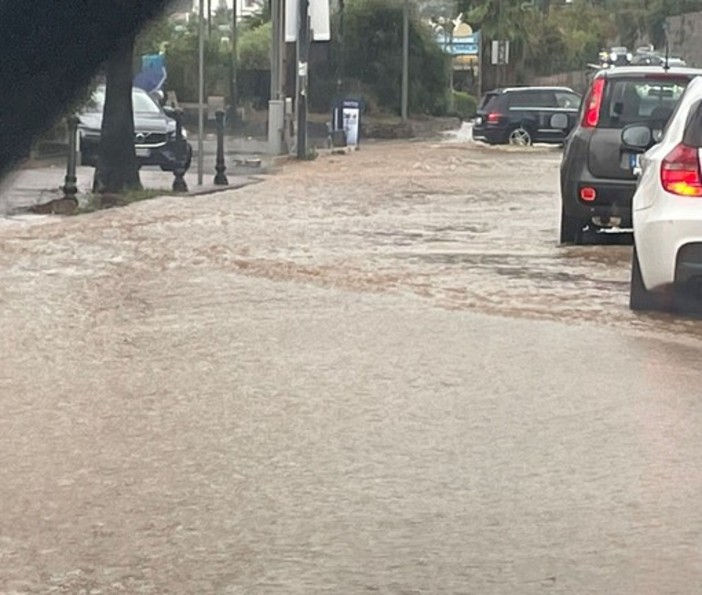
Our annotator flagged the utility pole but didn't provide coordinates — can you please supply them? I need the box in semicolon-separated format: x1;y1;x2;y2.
230;0;238;130
268;0;286;154
207;0;212;35
401;0;409;122
198;0;205;185
271;0;280;102
477;31;483;99
448;23;454;112
295;0;310;159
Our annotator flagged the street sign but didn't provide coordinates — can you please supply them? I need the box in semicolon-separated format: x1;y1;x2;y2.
491;40;510;65
435;31;480;56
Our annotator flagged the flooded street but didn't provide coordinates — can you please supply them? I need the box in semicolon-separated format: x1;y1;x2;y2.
3;134;702;593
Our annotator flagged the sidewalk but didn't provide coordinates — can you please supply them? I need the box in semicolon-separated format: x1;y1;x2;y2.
0;135;281;216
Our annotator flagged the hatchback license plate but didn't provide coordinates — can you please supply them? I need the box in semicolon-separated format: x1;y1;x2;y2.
136;148;151;157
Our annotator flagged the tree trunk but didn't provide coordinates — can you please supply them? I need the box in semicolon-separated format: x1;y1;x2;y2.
94;33;142;194
0;0;170;181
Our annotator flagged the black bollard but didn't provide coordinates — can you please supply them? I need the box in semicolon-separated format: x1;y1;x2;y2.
62;116;79;203
214;109;229;186
172;108;189;193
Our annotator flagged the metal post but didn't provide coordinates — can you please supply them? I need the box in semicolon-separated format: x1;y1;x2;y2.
197;0;205;185
62;116;79;203
214;109;229;185
268;0;286;155
172;109;189;193
448;26;454;112
229;0;238;129
477;33;483;99
278;0;286;97
271;0;281;102
401;0;409;122
207;0;212;36
295;0;310;159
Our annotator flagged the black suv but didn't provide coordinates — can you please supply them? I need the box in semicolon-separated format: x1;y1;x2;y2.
472;86;581;146
559;66;702;244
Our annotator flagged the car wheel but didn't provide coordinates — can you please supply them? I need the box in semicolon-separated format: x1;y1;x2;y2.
630;246;660;311
559;211;584;245
508;126;533;146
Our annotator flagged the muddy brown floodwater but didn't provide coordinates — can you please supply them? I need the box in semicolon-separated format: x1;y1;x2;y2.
2;133;702;593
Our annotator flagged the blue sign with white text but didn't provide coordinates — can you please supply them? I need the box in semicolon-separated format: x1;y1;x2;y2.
435;31;480;56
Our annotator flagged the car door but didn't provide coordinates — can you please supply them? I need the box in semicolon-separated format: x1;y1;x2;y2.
554;90;582;133
507;90;545;131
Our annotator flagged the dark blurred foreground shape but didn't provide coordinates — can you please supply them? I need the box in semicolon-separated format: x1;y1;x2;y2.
0;0;171;180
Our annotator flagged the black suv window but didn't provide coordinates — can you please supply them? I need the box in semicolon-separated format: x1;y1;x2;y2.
507;90;558;109
554;91;581;109
479;92;500;111
599;77;689;128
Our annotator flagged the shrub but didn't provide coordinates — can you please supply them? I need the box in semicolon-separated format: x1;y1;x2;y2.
452;91;477;120
239;22;271;71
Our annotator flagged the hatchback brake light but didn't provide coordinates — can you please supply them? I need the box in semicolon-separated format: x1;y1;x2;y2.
582;77;605;128
661;144;702;197
487;112;502;124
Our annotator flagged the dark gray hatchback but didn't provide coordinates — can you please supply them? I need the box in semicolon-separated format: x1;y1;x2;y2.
559;66;702;244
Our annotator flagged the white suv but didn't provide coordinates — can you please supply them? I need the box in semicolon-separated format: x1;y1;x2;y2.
625;76;702;311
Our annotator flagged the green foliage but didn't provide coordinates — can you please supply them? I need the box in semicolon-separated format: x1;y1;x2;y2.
452;91;477;120
602;0;702;47
342;0;450;115
457;0;701;79
166;33;232;102
238;22;271;70
524;1;612;75
130;0;702;113
135;14;241;103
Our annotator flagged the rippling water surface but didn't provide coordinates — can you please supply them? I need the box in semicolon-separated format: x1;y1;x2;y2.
2;134;702;593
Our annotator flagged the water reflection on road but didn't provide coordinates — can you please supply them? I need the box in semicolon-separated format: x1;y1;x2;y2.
2;133;702;593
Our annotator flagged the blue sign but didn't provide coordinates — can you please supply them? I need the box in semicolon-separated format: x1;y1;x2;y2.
435;31;480;56
134;53;167;94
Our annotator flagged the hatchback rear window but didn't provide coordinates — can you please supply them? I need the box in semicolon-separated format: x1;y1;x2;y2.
599;77;690;128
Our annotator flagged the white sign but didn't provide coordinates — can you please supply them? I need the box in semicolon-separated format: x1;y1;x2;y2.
342;107;360;147
285;0;331;42
491;40;510;65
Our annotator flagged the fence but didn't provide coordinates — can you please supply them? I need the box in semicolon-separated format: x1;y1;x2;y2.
529;70;590;95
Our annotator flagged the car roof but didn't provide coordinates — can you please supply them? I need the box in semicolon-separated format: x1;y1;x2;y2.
94;84;150;94
489;86;576;94
597;66;702;78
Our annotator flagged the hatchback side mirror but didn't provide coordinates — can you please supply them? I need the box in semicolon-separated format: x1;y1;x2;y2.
621;124;656;152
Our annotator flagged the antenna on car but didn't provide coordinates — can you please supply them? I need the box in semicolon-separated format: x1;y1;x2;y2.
663;22;670;71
